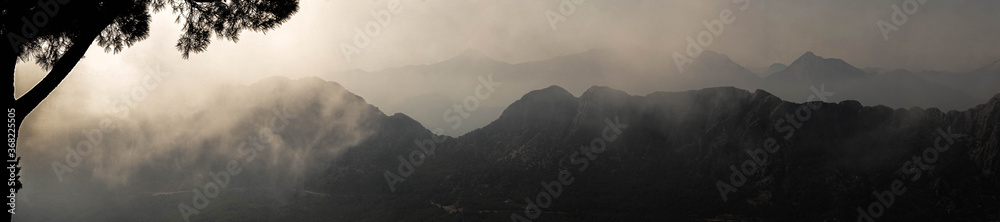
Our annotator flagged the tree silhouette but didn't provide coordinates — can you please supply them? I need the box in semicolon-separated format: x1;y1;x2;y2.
2;0;299;213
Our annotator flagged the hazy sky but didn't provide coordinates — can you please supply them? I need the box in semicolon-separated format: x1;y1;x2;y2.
10;1;1000;210
14;0;1000;98
11;2;1000;218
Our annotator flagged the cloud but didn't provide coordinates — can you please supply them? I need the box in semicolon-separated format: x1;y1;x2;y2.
12;0;1000;188
18;75;377;191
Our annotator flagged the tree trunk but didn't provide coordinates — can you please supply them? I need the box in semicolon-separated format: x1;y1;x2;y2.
16;16;116;116
6;8;122;218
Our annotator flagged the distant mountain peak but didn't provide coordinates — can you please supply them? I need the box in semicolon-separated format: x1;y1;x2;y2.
388;112;417;122
490;85;579;128
792;51;829;64
526;85;575;99
764;63;788;76
791;51;827;65
692;50;737;66
768;51;870;82
504;85;576;107
802;51;817;57
683;50;758;82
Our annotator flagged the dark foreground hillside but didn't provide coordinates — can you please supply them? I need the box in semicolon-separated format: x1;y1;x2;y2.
14;78;999;221
317;82;999;221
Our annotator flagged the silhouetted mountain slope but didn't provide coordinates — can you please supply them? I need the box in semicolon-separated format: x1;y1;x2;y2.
17;77;997;221
313;84;999;221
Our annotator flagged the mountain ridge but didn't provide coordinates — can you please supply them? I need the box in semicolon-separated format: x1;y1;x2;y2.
16;76;999;221
314;80;998;220
767;51;872;82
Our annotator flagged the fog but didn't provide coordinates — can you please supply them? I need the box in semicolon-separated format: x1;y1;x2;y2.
8;0;1000;220
14;0;999;134
10;0;999;183
16;0;1000;94
14;73;380;220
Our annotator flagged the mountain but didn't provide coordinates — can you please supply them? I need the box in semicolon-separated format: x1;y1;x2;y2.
385;92;503;137
16;78;999;221
968;59;1000;77
838;69;981;110
676;50;762;90
330;49;995;135
314;84;1000;221
750;63;788;77
14;77;423;221
328;48;674;136
917;60;1000;100
767;51;872;82
763;63;788;76
757;52;983;111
